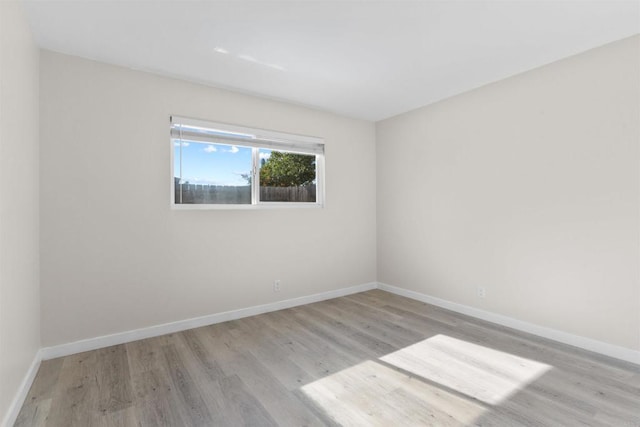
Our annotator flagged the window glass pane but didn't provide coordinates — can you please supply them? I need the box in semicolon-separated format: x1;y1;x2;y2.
174;141;252;204
259;149;316;203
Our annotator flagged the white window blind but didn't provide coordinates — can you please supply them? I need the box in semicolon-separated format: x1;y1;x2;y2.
170;116;324;155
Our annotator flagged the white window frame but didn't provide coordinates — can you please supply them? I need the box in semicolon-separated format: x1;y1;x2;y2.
170;116;325;209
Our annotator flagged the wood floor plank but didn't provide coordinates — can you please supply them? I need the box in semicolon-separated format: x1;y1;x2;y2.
43;351;102;427
192;322;325;426
95;345;134;415
14;290;640;426
22;359;63;405
13;398;51;427
324;297;426;344
231;316;317;390
161;343;215;426
126;337;191;427
261;309;363;378
289;305;396;357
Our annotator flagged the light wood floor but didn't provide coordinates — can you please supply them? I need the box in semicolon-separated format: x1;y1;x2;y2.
15;290;640;426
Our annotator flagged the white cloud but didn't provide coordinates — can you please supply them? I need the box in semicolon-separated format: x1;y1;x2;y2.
224;145;239;154
180;177;220;185
203;145;217;153
259;151;271;160
174;141;190;147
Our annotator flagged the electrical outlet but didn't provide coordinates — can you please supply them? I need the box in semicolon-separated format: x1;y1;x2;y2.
477;286;486;298
273;280;281;292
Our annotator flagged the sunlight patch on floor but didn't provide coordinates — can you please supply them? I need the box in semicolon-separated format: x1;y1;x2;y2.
381;334;552;405
301;359;487;426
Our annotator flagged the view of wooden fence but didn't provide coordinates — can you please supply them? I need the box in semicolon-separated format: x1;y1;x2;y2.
175;181;315;204
261;185;315;202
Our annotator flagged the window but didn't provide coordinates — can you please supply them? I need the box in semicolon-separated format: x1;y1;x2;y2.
171;116;324;208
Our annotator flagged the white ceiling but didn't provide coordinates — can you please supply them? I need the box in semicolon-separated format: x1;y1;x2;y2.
23;1;640;121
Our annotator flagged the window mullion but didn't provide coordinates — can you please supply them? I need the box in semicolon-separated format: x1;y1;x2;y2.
251;147;259;205
179;127;183;204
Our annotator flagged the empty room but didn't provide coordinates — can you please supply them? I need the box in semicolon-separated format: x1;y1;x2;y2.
1;0;639;426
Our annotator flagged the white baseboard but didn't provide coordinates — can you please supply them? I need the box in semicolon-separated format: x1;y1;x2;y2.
378;282;640;366
38;280;640;365
41;282;378;360
6;280;638;426
2;349;42;427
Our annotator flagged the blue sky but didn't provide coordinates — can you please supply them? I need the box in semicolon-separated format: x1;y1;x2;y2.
174;141;270;186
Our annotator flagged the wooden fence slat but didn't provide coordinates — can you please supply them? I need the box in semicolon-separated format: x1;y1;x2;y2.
174;183;315;204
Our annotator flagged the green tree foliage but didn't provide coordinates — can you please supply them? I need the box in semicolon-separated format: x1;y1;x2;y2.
260;152;315;187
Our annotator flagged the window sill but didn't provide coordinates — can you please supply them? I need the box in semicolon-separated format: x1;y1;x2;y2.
171;203;323;210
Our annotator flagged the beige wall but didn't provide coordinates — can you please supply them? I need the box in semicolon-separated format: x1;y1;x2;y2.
377;36;640;351
0;1;41;423
39;51;377;347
